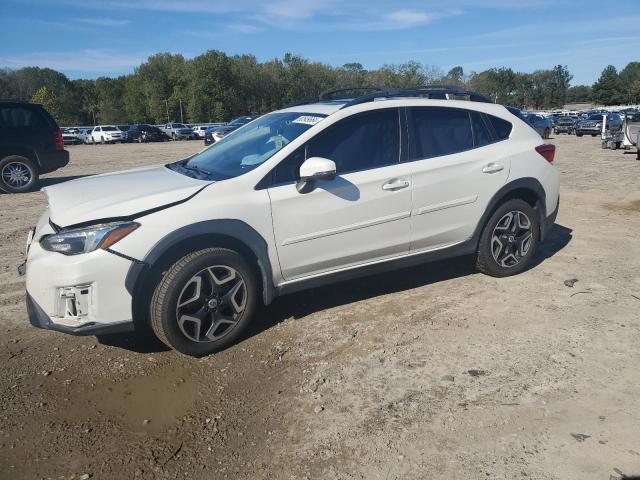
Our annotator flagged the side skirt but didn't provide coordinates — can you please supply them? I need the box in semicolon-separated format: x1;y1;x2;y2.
276;239;476;296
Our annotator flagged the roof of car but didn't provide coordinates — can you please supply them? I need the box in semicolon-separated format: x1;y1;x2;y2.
277;97;512;119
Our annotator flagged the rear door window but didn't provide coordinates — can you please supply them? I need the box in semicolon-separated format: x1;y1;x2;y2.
408;107;473;160
486;115;513;140
470;111;494;148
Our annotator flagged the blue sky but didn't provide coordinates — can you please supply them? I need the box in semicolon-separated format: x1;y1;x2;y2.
1;0;639;85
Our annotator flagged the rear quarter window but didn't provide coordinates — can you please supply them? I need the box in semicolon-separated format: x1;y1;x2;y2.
487;114;513;140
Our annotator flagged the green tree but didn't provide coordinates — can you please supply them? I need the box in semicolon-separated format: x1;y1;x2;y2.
619;62;640;103
31;86;60;120
566;85;592;103
592;65;625;105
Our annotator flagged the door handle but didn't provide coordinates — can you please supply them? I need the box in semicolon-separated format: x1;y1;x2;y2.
382;179;410;191
482;163;504;174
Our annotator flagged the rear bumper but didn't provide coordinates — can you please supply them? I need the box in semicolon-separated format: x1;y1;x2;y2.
27;293;134;336
542;196;559;241
40;150;70;174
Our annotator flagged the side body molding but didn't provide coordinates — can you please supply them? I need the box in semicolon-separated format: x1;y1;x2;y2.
124;219;276;305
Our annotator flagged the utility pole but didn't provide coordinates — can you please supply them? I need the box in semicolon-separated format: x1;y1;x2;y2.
165;99;170;123
179;98;184;124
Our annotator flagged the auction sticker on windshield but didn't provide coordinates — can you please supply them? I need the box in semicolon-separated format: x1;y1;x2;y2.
292;115;324;126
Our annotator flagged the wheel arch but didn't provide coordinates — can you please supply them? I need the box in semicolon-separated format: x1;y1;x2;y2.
0;145;41;169
472;177;548;247
125;220;276;332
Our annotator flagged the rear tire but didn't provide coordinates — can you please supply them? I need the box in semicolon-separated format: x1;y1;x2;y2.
475;199;540;278
576;133;583;137
0;155;39;194
543;127;551;139
149;248;258;357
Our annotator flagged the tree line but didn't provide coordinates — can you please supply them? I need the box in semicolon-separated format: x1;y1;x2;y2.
1;50;638;126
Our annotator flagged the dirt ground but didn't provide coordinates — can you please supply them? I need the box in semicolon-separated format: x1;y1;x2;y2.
1;135;639;480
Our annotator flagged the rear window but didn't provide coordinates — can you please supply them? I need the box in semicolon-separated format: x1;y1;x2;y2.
0;106;48;129
487;115;513;140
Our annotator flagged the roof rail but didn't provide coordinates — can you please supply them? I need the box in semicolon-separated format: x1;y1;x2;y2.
340;85;492;109
282;86;385;109
282;85;492;110
318;86;384;101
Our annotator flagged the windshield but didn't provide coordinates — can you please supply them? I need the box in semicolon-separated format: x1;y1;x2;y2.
587;115;603;121
170;112;326;180
102;126;118;131
228;116;253;126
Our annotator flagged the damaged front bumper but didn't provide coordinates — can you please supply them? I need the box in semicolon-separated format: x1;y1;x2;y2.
26;293;134;336
23;216;137;336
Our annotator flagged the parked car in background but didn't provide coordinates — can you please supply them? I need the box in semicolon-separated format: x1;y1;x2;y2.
90;125;125;144
78;128;93;144
161;123;196;140
192;125;209;138
0;101;69;193
117;125;132;142
524;114;553;139
553;116;576;135
127;124;169;143
61;127;83;145
204;116;257;145
575;114;604;137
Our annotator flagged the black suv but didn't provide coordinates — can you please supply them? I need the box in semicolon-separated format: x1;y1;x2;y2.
0;102;69;193
126;124;169;143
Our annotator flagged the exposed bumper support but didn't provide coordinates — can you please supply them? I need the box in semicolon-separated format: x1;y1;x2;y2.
26;293;135;336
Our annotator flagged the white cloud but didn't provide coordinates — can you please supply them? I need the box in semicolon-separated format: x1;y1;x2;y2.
0;49;148;74
76;17;130;27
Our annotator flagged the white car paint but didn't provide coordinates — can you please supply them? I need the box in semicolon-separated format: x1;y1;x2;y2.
24;97;559;334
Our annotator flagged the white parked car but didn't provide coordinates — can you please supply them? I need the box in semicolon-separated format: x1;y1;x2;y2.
192;125;209;138
21;87;559;357
89;125;124;144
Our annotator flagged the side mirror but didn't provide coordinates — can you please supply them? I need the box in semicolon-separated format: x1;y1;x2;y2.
297;157;336;193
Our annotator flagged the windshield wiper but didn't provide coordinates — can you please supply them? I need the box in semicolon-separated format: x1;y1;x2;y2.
183;164;214;177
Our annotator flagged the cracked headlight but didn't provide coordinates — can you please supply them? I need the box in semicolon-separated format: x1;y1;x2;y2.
40;222;139;255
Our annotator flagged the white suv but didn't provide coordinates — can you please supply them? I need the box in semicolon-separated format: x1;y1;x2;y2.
90;125;124;144
21;87;559;357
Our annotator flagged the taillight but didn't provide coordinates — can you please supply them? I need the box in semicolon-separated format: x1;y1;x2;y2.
54;129;64;150
535;144;555;163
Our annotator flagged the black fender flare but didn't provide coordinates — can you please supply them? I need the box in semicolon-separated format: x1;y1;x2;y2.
124;219;276;306
470;177;549;246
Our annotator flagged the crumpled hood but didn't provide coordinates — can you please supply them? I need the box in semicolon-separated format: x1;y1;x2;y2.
43;165;210;227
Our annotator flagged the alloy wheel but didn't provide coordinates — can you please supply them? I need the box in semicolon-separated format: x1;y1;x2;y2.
1;162;32;189
490;210;533;267
175;265;247;343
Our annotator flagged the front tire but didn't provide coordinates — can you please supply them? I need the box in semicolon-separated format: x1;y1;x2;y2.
0;155;39;193
476;199;540;277
149;248;258;357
